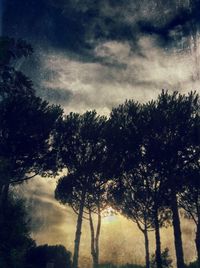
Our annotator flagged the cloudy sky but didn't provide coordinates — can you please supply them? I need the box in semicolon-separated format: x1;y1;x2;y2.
3;0;200;114
3;0;200;266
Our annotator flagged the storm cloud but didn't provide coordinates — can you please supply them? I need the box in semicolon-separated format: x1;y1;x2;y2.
3;0;200;58
3;0;200;110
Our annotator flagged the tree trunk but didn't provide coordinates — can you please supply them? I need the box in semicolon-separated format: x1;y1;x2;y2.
95;206;101;268
143;225;150;268
154;208;162;268
89;210;96;268
136;218;150;268
0;183;10;268
89;206;101;268
72;191;86;268
0;183;9;215
195;219;200;268
171;190;185;268
1;183;9;203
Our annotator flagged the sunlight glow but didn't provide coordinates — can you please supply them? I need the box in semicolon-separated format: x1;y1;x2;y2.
102;207;117;224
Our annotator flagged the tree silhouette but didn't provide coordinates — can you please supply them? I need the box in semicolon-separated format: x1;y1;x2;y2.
106;100;168;268
106;100;153;268
106;100;142;178
108;171;153;268
179;105;200;265
0;194;35;268
141;100;174;268
56;172;108;268
0;37;33;67
0;37;63;210
143;90;200;268
55;172;87;268
54;111;107;268
180;151;200;265
25;244;72;268
85;172;108;268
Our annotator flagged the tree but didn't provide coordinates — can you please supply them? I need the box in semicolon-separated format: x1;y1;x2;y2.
57;172;108;268
178;105;200;265
54;111;107;268
141;101;174;268
106;100;142;178
106;100;168;268
106;100;151;268
0;36;33;67
180;163;200;266
108;171;153;268
56;172;108;268
0;37;63;208
0;194;35;268
85;173;108;268
55;172;87;268
143;91;200;268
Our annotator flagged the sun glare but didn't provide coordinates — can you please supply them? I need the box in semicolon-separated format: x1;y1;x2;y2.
102;207;117;224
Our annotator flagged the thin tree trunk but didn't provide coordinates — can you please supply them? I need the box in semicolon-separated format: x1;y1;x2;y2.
195;218;200;268
171;190;185;268
195;195;200;267
89;206;101;268
0;183;9;216
93;255;98;268
72;191;86;268
95;205;101;268
0;183;10;268
154;208;162;268
143;225;150;268
89;209;96;268
135;219;150;268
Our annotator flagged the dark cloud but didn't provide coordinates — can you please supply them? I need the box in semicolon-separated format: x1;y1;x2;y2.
4;0;200;77
4;0;197;58
38;87;73;105
3;0;200;113
138;1;200;48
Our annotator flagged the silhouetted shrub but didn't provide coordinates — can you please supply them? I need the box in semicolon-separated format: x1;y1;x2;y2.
25;244;72;268
186;260;198;268
150;248;173;268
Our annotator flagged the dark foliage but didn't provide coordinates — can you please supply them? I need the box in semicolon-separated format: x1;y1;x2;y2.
150;248;173;268
0;195;35;268
25;244;72;268
0;37;63;191
186;260;198;268
55;111;108;268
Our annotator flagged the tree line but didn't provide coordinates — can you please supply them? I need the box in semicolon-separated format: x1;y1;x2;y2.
0;37;199;268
